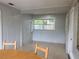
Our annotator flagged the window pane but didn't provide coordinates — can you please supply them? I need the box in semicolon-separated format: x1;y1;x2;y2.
33;25;43;30
33;20;44;25
47;20;55;24
43;20;47;24
44;25;55;30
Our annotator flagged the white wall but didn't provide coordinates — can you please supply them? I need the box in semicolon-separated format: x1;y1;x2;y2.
0;3;40;48
67;7;75;58
72;3;79;59
0;3;33;48
66;1;79;59
0;3;22;48
33;14;66;44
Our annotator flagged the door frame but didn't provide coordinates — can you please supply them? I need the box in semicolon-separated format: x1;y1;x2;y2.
0;10;2;49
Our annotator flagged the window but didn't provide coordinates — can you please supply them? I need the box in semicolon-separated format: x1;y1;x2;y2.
32;15;55;30
33;19;55;30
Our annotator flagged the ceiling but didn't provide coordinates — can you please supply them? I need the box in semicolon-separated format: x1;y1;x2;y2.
0;0;73;14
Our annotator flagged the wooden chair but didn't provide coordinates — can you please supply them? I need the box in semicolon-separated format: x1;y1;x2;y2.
35;43;48;59
3;40;16;50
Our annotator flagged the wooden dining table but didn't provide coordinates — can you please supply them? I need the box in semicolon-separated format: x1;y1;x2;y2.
0;50;42;59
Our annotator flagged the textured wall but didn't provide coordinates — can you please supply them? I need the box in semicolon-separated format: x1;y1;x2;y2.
0;3;21;48
0;3;33;48
33;14;66;44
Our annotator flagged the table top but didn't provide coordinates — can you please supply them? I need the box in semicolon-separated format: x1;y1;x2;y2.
0;50;42;59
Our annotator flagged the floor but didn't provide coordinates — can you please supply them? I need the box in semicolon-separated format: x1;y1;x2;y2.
19;41;68;59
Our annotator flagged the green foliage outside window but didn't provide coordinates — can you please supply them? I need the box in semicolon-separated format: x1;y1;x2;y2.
33;20;44;25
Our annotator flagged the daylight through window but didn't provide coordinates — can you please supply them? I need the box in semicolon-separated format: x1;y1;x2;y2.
33;16;55;30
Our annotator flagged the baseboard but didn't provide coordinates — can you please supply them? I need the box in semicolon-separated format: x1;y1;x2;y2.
33;40;65;45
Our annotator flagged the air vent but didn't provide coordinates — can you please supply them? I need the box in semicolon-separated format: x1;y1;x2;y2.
8;3;14;6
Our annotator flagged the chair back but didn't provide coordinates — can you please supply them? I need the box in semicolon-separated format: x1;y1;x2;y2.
35;43;48;59
3;40;16;50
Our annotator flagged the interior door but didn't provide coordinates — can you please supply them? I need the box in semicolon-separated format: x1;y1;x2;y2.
0;10;2;49
22;20;32;46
